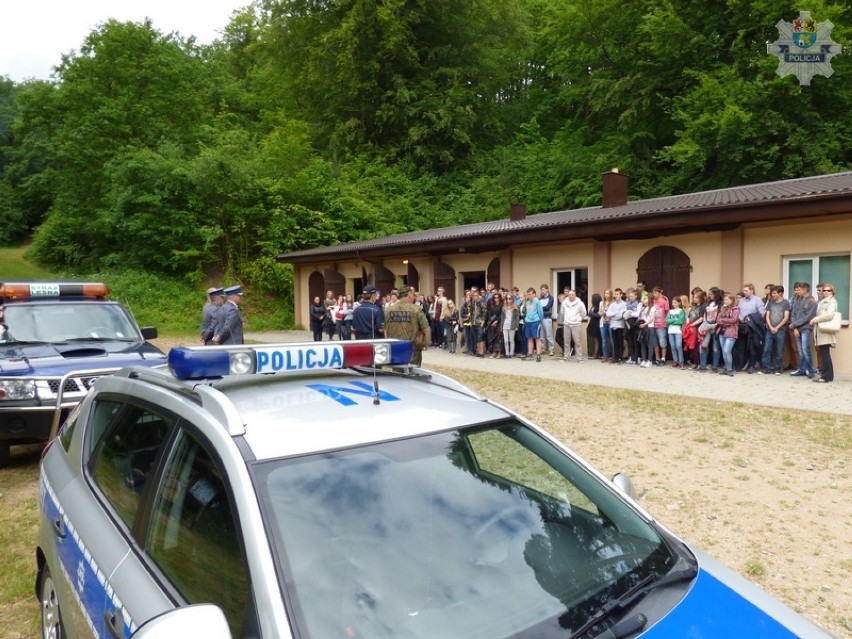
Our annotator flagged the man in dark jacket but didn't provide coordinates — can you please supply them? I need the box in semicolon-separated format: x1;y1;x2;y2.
352;285;385;339
737;284;765;373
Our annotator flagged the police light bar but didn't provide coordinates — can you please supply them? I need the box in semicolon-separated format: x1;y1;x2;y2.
0;282;110;299
168;340;415;380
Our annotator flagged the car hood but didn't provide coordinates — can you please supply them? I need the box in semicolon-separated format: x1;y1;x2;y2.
0;341;166;376
644;550;832;638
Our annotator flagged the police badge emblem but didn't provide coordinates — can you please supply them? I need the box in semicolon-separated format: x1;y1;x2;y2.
767;11;842;85
791;17;817;49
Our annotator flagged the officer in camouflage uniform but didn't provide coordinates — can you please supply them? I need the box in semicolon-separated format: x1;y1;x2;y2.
384;285;430;366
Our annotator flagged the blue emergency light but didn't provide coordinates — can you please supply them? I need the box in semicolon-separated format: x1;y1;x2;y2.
168;340;415;380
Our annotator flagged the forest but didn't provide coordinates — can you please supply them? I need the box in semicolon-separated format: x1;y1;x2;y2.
0;0;850;310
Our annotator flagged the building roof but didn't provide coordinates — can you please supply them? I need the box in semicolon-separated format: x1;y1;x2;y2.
278;171;852;264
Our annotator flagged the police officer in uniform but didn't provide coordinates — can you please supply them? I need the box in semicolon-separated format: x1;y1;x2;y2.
0;303;11;342
352;285;385;339
212;285;245;345
200;287;224;344
384;285;429;365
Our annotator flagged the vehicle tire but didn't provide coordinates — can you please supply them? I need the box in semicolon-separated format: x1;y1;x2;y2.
0;441;10;468
40;565;66;639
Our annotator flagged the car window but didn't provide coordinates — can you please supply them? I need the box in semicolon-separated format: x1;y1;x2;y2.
91;403;175;529
86;399;123;454
468;428;601;516
4;302;139;342
256;421;673;639
146;431;249;636
58;402;83;452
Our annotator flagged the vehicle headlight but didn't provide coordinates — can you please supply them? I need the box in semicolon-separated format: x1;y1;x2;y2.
0;379;37;400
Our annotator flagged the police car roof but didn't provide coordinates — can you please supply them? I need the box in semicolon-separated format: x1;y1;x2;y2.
213;369;510;460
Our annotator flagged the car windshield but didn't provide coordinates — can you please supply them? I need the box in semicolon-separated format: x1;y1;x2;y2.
3;303;140;343
254;420;678;639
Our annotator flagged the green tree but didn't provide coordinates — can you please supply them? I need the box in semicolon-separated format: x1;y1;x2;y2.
658;2;852;191
259;0;530;168
30;19;213;269
0;80;63;244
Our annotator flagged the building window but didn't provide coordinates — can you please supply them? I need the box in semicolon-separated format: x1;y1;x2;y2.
784;253;849;321
553;268;589;301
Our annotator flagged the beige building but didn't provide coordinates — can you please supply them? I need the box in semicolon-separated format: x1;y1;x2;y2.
279;171;851;374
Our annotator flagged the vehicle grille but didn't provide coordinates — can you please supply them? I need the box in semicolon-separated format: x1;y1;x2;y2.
41;376;102;400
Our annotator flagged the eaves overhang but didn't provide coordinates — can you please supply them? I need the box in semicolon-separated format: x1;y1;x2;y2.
278;171;852;265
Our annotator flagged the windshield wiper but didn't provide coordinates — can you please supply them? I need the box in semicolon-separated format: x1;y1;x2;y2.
1;340;51;346
569;565;698;639
64;337;116;342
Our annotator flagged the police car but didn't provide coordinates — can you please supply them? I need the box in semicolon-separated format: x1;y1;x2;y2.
0;281;165;466
36;339;834;639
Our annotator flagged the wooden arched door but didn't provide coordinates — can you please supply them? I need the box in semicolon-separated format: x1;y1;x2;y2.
636;246;691;298
323;269;346;297
486;257;500;290
374;264;396;297
434;260;456;298
407;262;420;292
308;271;324;304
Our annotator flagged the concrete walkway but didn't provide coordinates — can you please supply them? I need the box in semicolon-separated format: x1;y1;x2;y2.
247;331;852;417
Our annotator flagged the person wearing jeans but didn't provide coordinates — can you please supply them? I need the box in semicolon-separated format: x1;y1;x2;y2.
651;286;670;365
598;289;613;361
666;295;687;368
789;282;817;378
606;288;627;363
501;296;520;358
760;285;790;375
716;293;740;376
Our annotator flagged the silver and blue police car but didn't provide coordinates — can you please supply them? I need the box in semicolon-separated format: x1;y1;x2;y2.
36;339;835;638
0;282;165;467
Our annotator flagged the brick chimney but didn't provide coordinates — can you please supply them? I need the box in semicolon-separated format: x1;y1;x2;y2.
510;203;527;221
602;169;628;208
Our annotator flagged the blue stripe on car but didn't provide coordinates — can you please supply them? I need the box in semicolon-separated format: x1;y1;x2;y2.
646;568;799;638
41;472;136;638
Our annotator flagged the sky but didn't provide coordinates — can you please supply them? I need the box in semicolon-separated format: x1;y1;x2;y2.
1;1;248;83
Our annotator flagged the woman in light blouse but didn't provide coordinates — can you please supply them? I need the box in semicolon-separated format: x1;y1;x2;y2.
810;283;838;383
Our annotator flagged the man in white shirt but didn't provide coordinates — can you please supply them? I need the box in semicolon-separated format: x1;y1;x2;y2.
559;289;587;362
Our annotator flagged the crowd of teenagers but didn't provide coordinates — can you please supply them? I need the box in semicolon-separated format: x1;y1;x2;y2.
308;280;841;383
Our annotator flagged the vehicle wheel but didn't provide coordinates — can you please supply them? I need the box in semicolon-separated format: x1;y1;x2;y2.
0;441;10;468
40;566;65;639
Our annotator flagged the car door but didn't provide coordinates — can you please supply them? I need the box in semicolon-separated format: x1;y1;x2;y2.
40;399;117;639
84;398;178;638
107;425;253;638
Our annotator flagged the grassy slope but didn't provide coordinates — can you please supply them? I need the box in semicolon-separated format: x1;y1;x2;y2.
0;246;55;279
0;246;292;335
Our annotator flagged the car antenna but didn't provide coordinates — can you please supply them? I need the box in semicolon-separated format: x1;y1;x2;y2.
371;294;381;404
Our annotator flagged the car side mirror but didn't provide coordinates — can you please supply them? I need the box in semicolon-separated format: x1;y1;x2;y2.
131;604;232;639
141;326;159;340
611;473;638;501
